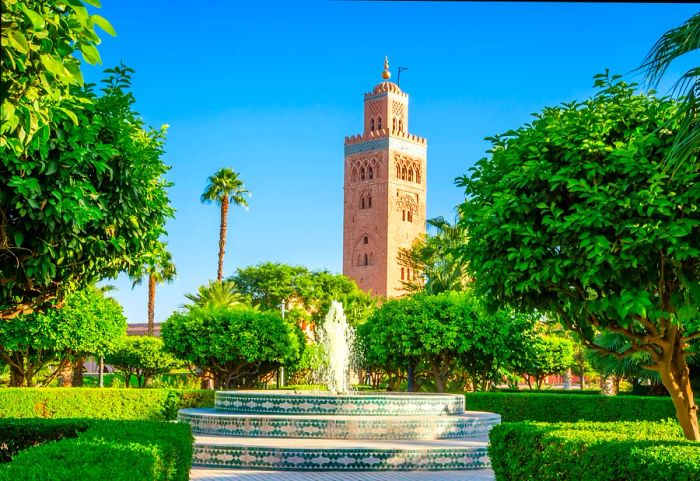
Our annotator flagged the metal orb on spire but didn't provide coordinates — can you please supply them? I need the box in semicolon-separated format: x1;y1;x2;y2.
382;56;391;80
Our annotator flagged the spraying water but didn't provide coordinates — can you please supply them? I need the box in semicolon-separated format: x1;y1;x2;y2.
318;301;355;394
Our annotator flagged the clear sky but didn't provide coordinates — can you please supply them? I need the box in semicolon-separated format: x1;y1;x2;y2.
85;1;699;325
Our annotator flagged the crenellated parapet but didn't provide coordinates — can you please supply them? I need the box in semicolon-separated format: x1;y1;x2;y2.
344;130;427;146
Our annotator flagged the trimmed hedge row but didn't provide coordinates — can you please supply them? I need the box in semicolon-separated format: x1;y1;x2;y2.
465;392;676;422
489;421;700;481
0;388;214;420
0;418;193;481
0;419;91;463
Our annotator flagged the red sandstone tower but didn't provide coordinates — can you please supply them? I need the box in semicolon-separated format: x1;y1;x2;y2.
343;58;427;297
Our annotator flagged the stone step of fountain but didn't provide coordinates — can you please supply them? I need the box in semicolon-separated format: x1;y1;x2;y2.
193;435;491;471
215;391;465;416
180;408;500;440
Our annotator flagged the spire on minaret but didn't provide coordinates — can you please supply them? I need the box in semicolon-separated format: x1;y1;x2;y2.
382;56;391;80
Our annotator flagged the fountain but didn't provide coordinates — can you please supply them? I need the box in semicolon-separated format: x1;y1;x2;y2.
178;301;501;471
317;300;354;394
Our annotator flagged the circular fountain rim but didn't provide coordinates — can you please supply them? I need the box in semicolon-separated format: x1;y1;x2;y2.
217;390;464;399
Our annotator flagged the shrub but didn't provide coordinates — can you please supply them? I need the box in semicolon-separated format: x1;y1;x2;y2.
105;336;182;388
0;388;214;420
0;419;90;463
0;419;192;481
489;421;700;481
465;392;676;422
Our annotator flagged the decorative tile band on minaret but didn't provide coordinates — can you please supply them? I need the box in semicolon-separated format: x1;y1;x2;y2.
342;58;428;298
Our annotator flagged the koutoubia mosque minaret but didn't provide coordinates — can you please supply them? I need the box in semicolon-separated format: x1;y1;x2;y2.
343;57;427;297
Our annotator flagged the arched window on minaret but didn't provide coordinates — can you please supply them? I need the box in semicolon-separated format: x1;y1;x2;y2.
368;167;373;179
364;253;369;266
352;167;357;182
416;169;421;184
378;117;382;129
408;211;413;222
402;210;406;221
363;235;369;244
408;168;414;182
361;197;365;209
396;164;401;178
393;118;397;132
370;118;375;131
401;267;405;280
368;195;372;208
361;167;366;180
401;166;407;180
399;119;403;132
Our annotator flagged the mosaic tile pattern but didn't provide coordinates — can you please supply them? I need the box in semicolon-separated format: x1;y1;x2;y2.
179;409;500;440
193;443;491;471
215;391;465;416
345;138;389;156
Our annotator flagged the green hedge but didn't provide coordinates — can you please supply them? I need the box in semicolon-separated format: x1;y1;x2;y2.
489;421;700;481
0;419;192;481
465;392;676;422
0;419;90;463
0;388;214;420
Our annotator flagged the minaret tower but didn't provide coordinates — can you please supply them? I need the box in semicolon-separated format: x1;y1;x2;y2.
342;58;427;297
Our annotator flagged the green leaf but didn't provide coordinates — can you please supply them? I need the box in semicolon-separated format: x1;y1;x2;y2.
13;232;24;247
79;43;101;65
82;0;102;6
91;15;116;36
20;5;46;31
8;31;29;54
40;55;65;77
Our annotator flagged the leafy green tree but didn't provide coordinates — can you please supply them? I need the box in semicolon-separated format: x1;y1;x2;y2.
361;292;483;392
161;306;303;388
0;286;126;386
1;0;115;154
201;168;250;281
456;74;700;439
230;263;308;310
105;336;181;388
183;280;249;310
1;64;174;319
398;216;470;294
640;12;700;168
510;335;575;390
131;244;176;336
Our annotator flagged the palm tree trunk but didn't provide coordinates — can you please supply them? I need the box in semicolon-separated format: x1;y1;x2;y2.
148;273;156;336
217;196;229;281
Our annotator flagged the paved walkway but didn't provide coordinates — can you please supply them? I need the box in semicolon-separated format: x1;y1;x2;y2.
190;468;495;480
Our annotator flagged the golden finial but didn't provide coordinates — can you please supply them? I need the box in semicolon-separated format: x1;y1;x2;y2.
382;56;391;80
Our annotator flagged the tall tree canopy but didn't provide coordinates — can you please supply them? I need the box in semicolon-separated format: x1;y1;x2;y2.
456;74;700;439
1;58;174;318
201;167;250;281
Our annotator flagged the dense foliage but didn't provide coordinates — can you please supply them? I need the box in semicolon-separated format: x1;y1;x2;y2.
512;335;575;390
1;55;174;318
162;306;303;388
465;391;678;423
489;421;700;481
457;74;700;438
359;292;532;392
0;388;214;420
105;337;181;388
0;419;192;481
0;286;126;386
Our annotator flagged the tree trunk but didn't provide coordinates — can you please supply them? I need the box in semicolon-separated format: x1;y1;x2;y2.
148;273;156;336
217;196;229;281
563;369;572;390
201;368;214;390
658;342;699;441
407;360;415;392
9;364;25;387
72;358;84;387
57;359;73;387
600;375;616;396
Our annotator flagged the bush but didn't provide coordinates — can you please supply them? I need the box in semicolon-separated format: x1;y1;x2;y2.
489;421;700;481
0;388;214;420
0;419;192;481
0;419;90;463
465;392;676;422
105;336;182;388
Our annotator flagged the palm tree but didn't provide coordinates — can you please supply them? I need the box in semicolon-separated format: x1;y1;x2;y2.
132;247;177;336
201;168;250;281
639;12;700;168
183;280;249;310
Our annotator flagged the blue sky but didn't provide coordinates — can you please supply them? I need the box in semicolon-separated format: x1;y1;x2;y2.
85;1;698;324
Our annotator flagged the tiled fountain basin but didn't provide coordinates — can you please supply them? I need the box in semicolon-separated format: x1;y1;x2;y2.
215;391;465;416
179;409;500;439
192;435;491;471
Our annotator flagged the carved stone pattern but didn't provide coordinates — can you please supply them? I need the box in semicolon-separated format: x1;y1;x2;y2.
392;101;406;119
367;101;382;120
397;191;418;214
350;155;381;183
393;154;422;183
